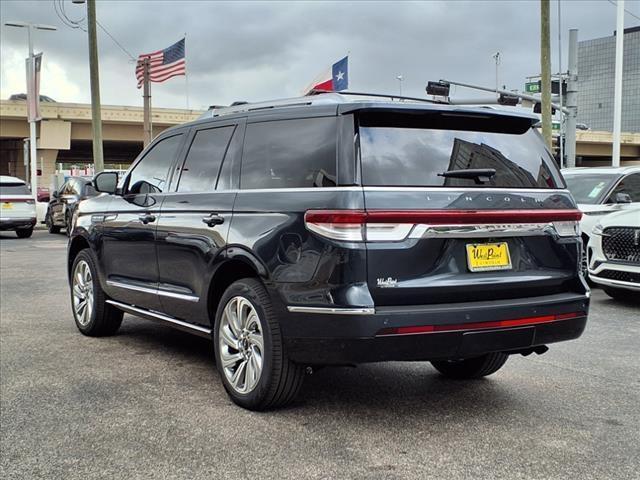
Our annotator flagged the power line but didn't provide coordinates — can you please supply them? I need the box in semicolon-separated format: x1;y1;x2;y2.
96;20;136;61
52;0;136;61
607;0;640;22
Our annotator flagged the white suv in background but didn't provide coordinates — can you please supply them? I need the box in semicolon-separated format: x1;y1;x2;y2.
0;176;37;238
563;166;640;240
588;208;640;300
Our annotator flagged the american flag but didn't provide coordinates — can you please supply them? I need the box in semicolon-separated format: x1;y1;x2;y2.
136;38;186;88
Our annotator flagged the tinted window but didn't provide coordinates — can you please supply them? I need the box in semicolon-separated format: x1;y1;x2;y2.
241;117;337;189
0;183;30;195
607;173;640;203
359;119;561;188
67;179;81;195
127;134;183;194
563;173;618;204
83;183;97;196
177;126;235;192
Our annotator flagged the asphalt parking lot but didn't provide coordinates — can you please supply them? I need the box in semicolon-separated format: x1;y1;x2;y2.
1;230;639;480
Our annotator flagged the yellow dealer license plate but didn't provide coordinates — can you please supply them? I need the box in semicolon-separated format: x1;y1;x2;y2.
466;242;512;272
2;203;13;209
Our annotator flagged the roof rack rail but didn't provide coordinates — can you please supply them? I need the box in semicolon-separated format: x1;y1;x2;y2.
309;90;448;105
198;90;448;120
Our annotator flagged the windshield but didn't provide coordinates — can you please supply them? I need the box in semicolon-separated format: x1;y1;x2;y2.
563;173;618;204
359;126;561;188
0;183;30;196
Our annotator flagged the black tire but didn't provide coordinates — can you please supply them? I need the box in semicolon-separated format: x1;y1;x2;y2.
15;228;33;238
70;249;123;336
431;352;508;379
213;278;304;410
46;212;60;234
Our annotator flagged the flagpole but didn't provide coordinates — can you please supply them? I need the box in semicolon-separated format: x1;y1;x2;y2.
143;58;152;147
184;34;189;113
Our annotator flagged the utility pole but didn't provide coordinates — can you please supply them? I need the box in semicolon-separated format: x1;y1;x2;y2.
87;0;104;173
612;0;625;167
540;0;553;150
565;29;578;168
143;58;152;147
557;0;564;167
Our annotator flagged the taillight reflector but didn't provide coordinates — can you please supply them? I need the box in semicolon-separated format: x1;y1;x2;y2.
377;311;585;336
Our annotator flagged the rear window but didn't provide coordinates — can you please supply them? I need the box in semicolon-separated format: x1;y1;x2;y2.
358;114;561;189
0;183;30;195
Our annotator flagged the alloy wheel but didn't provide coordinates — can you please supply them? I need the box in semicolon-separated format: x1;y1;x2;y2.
72;260;94;326
218;296;264;394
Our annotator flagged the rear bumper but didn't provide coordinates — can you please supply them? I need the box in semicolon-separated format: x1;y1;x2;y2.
0;217;36;230
281;292;589;364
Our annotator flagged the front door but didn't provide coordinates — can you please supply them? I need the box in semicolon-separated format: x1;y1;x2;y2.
156;121;243;324
101;133;186;311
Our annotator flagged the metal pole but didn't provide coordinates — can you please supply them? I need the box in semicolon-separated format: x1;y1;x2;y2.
612;0;624;167
27;24;38;199
541;0;553;150
440;79;569;113
557;0;564;167
565;29;578;168
143;58;152;147
87;0;104;173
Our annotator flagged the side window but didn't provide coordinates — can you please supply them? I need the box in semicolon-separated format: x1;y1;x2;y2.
608;173;640;203
127;134;183;194
177;126;235;193
84;183;97;196
69;179;81;195
240;117;337;189
58;182;68;195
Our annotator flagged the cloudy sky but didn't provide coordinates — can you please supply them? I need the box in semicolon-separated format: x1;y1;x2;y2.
1;0;638;111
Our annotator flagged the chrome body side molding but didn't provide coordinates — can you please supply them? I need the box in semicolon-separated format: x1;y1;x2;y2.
287;306;375;315
106;280;200;302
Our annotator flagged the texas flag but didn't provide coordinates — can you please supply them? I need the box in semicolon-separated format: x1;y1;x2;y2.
303;56;349;94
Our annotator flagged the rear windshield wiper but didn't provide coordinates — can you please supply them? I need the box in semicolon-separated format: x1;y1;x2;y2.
438;168;496;184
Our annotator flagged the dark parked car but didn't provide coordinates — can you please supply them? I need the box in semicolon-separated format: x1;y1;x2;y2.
46;176;97;234
68;93;590;410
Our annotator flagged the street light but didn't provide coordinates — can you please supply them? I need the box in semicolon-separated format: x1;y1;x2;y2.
4;21;57;200
396;75;403;96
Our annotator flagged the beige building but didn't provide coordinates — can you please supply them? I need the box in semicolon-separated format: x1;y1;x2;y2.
0;99;202;189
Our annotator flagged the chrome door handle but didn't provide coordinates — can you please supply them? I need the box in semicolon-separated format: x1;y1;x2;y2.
139;213;156;224
202;213;224;227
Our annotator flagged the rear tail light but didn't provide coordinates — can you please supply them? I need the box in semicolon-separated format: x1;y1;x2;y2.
304;209;582;242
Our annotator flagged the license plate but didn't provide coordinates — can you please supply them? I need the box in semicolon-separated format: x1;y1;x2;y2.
1;203;12;209
466;242;512;272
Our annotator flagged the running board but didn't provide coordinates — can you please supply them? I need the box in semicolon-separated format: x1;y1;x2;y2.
106;300;212;339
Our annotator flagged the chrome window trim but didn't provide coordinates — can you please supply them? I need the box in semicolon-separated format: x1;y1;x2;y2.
106;280;199;302
287;306;375;315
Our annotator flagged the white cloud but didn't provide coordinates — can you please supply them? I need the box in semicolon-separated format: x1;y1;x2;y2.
0;47;84;102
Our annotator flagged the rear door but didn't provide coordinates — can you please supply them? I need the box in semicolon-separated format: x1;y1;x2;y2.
155;119;244;324
355;109;582;306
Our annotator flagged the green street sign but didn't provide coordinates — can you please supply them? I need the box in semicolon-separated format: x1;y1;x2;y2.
525;82;540;93
552;121;560;131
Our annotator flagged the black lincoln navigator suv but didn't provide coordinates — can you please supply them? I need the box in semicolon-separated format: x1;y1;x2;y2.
68;93;589;410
